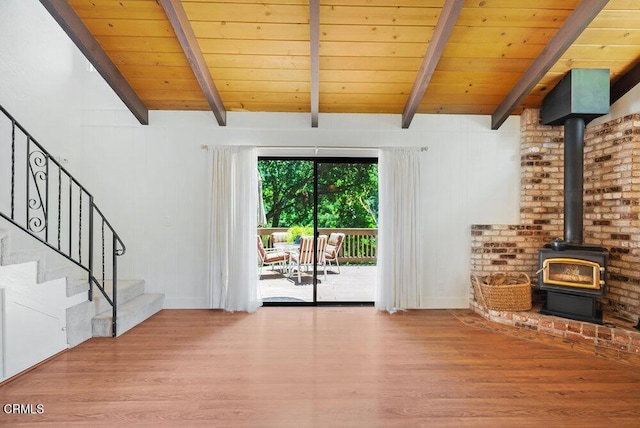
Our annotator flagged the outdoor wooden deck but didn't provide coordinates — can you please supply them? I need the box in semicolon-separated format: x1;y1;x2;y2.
259;264;376;303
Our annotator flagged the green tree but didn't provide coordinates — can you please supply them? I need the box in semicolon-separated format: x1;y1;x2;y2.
259;160;315;227
258;160;378;228
317;162;378;228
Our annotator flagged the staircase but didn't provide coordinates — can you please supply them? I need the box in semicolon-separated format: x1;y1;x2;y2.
91;280;163;338
0;104;163;356
1;219;163;349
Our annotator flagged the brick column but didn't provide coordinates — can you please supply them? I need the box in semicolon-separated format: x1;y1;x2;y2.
583;114;640;322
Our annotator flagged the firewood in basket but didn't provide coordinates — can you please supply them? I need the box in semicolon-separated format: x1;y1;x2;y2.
490;274;507;285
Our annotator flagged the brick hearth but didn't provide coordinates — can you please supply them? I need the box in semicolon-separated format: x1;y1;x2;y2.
470;108;640;362
470;301;640;365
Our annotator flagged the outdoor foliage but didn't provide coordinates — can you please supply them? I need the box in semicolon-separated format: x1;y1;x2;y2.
286;225;314;242
258;160;378;229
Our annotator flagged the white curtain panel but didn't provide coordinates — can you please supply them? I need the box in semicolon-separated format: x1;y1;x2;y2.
376;147;424;312
208;146;261;312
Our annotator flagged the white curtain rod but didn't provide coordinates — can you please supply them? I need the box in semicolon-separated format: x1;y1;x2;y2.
200;145;428;152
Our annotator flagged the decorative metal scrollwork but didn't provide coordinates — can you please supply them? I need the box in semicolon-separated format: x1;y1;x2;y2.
27;149;48;234
29;149;47;169
28;216;45;233
28;196;42;210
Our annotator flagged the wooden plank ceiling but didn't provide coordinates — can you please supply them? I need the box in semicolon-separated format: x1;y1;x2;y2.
56;0;640;127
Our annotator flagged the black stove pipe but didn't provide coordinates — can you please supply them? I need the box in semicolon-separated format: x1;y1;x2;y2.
564;117;585;245
540;69;610;246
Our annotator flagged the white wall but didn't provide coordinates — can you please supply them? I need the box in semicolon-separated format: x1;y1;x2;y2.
0;0;83;158
590;79;640;127
1;0;521;309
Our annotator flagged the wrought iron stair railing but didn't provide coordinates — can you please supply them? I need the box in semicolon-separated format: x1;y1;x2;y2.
0;104;124;337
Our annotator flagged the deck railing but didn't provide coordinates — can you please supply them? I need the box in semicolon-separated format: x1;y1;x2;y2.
257;227;377;263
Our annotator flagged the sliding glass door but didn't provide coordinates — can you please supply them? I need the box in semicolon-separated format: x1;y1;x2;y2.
257;159;315;303
316;161;378;302
257;157;377;305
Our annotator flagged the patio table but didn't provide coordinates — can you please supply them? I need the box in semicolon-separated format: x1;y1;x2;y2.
273;242;299;253
273;242;299;276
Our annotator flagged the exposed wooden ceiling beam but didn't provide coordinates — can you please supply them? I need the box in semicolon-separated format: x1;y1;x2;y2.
491;0;610;130
160;0;226;126
611;60;640;105
401;0;464;129
39;0;149;125
310;0;320;128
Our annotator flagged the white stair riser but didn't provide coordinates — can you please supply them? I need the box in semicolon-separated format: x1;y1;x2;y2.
91;280;145;314
92;294;164;337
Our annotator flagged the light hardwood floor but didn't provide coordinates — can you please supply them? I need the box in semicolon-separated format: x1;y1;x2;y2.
1;308;639;427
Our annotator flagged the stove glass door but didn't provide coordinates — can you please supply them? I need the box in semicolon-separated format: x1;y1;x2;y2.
542;258;601;290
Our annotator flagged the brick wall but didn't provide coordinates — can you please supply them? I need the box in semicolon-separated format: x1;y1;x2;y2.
583;114;640;322
471;109;640;324
470;224;548;280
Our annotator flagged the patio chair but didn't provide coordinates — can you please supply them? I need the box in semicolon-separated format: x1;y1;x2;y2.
257;236;288;277
271;232;289;247
324;232;345;274
288;235;328;283
317;234;328;280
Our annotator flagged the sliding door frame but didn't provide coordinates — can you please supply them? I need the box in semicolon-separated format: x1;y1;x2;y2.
259;156;377;307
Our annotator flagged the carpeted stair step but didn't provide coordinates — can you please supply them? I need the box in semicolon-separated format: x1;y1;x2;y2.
1;248;44;266
0;228;8;251
92;293;164;337
0;247;73;283
90;279;146;315
39;265;73;283
67;278;90;297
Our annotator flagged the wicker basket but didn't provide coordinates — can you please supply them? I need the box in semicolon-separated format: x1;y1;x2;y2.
471;272;532;311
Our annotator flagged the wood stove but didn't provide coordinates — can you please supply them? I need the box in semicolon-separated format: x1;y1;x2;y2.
538;69;610;324
538;244;608;324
